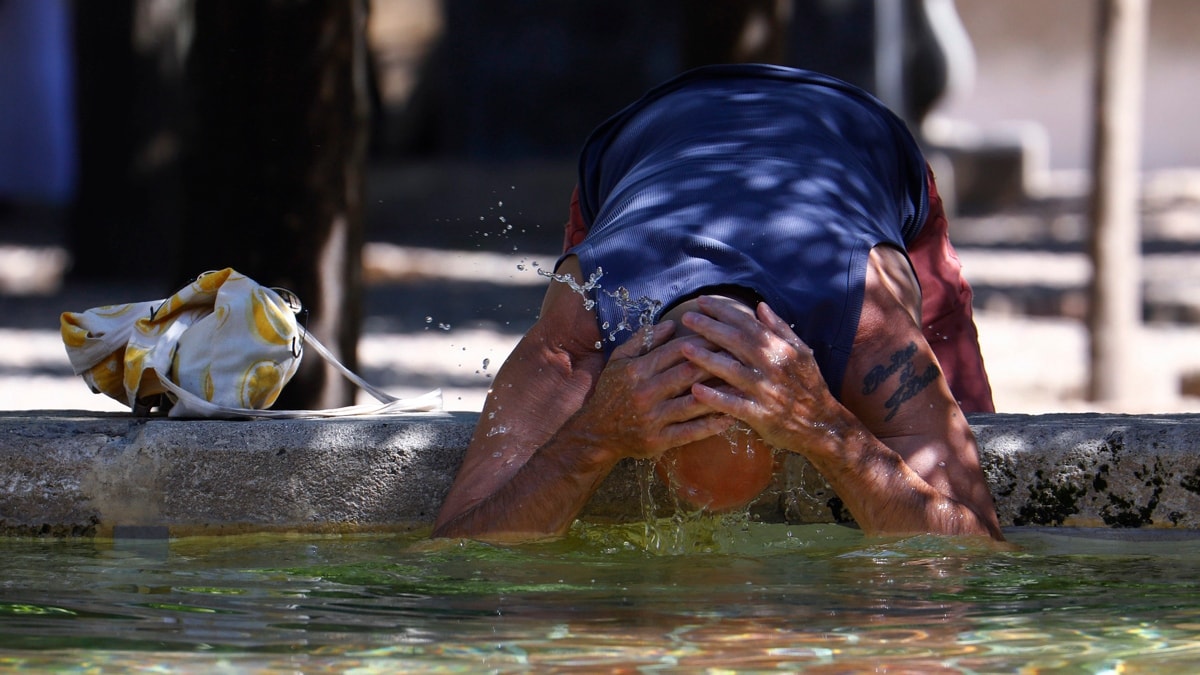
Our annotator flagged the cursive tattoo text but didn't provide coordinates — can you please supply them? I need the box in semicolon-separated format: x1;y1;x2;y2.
862;342;940;421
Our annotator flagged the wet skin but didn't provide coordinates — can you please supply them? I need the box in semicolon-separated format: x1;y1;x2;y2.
432;247;1003;542
651;298;777;513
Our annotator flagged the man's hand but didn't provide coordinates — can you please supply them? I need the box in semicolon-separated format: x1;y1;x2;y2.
573;320;735;461
678;296;849;454
678;294;1003;540
432;305;737;541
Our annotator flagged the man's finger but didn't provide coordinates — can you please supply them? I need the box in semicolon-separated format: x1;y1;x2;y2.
690;382;757;423
696;295;760;328
622;331;717;383
679;311;744;358
756;301;809;349
679;298;767;362
658;413;737;449
654;385;720;422
680;338;759;391
610;321;674;360
651;358;713;398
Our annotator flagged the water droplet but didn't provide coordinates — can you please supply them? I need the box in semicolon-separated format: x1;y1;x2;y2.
482;358;491;370
425;316;433;323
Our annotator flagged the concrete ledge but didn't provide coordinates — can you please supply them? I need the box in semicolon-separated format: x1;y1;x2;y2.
2;411;1200;536
0;411;474;537
971;413;1200;528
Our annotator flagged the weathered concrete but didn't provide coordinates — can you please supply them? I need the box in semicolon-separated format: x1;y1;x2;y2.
0;411;474;537
2;410;1200;537
971;413;1200;528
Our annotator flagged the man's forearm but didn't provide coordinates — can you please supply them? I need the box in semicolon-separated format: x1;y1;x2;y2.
431;419;619;541
796;411;1003;540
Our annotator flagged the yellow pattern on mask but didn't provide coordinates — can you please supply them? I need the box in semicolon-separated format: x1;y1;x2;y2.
60;268;302;417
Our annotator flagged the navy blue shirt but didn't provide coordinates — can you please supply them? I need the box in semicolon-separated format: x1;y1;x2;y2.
566;64;929;396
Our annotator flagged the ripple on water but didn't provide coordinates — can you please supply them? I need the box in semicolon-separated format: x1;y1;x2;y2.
0;527;1199;671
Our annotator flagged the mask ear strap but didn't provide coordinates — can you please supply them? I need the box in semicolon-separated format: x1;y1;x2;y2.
150;324;442;419
295;325;398;404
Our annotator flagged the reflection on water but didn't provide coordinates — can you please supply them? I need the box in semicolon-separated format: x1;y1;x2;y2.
2;522;1200;672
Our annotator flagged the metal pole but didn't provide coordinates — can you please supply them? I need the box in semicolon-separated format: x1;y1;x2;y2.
1087;0;1148;403
874;0;906;116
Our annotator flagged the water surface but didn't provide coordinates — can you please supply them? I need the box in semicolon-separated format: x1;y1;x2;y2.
2;521;1199;672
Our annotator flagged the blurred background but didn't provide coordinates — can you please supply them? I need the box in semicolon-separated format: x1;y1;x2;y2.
1;0;1197;414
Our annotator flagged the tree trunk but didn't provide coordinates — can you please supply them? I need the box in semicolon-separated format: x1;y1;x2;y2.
181;0;370;409
681;0;791;67
1087;0;1147;403
69;0;186;282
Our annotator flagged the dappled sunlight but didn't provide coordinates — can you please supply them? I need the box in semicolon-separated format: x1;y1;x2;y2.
572;71;926;392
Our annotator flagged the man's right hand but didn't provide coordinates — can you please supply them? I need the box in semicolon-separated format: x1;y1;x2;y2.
433;277;737;540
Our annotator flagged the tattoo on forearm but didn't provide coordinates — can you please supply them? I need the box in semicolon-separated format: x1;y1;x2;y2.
862;342;941;422
883;363;939;421
862;342;917;395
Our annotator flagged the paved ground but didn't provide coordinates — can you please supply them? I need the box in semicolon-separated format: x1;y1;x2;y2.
4;169;1200;416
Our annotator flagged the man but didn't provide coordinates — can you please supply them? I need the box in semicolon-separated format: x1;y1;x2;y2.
432;64;1003;542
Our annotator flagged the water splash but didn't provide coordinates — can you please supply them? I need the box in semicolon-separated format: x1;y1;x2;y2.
573;508;777;556
625;456;762;556
721;422;761;454
537;266;604;311
538;266;663;347
635;459;660;519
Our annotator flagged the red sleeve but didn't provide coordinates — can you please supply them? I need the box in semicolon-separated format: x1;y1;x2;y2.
562;185;588;253
907;169;996;413
563;174;994;411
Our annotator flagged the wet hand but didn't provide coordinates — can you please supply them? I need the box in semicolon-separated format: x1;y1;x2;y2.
574;321;735;461
679;297;851;453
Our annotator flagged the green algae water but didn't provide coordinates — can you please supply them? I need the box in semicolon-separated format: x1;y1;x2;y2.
2;521;1200;672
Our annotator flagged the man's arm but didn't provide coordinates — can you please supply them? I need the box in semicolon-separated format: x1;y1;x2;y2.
908;169;995;412
679;251;1003;540
432;257;731;541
